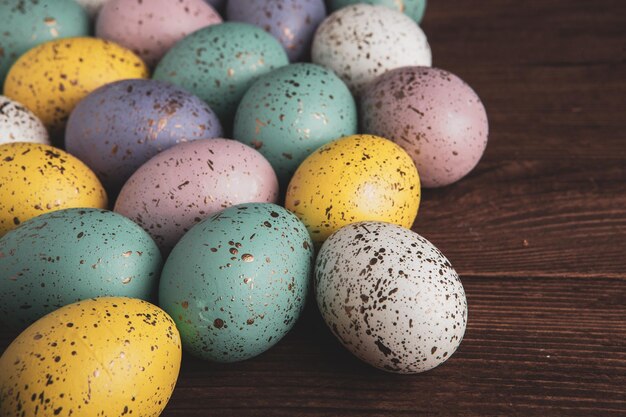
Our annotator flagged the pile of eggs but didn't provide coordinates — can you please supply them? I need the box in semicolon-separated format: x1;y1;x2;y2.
0;0;487;415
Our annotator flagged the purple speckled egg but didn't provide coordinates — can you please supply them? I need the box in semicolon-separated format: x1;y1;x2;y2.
227;0;326;62
66;79;223;194
360;66;489;188
96;0;222;67
114;139;279;255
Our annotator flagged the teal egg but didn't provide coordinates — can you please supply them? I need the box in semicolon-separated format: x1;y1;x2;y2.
159;203;314;363
233;63;357;185
327;0;427;23
0;208;162;330
0;0;89;86
153;22;289;131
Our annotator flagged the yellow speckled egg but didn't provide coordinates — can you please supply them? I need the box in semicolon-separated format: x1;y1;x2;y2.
0;297;182;417
0;142;107;236
3;37;148;140
285;134;420;244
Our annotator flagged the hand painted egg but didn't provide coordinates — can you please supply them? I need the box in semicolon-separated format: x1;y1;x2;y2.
153;22;289;130
0;96;49;145
0;208;162;330
361;66;489;187
226;0;326;62
285;134;420;245
327;0;427;23
0;297;182;417
0;143;107;237
96;0;222;67
315;221;467;373
0;0;89;85
66;79;223;194
311;4;431;95
233;63;357;185
3;37;148;141
159;203;313;362
114;139;278;255
75;0;111;17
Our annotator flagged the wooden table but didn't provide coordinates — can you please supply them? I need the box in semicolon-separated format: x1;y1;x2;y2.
2;0;625;415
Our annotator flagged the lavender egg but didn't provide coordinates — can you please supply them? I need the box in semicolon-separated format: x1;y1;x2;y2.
65;79;223;194
114;139;279;255
227;0;326;62
361;66;488;187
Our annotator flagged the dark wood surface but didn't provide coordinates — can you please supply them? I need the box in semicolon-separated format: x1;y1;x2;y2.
2;0;625;415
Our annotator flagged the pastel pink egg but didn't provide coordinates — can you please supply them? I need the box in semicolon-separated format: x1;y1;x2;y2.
114;139;279;254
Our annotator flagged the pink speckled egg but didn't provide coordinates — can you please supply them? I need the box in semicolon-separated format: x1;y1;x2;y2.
360;66;489;188
114;139;279;255
96;0;222;67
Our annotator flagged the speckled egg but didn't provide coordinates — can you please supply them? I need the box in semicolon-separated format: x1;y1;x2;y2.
0;143;107;237
233;63;357;185
159;203;313;362
153;22;289;130
0;208;162;330
311;4;431;95
96;0;222;67
315;221;467;373
0;297;181;417
0;96;49;145
0;0;89;86
226;0;326;62
327;0;427;23
285;134;420;245
75;0;111;17
361;66;489;187
3;37;148;141
66;79;223;194
114;139;278;255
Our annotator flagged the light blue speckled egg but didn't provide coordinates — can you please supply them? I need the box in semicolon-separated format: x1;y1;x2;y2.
159;203;313;362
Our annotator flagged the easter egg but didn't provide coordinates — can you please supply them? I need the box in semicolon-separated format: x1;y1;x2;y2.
96;0;222;67
0;0;89;85
285;134;420;245
0;95;49;145
3;37;148;140
75;0;111;17
315;221;467;373
66;79;223;194
0;297;182;417
0;208;162;330
233;63;357;185
226;0;326;62
361;66;489;187
153;22;289;130
327;0;427;23
0;143;107;237
311;4;431;95
114;139;278;255
159;203;313;362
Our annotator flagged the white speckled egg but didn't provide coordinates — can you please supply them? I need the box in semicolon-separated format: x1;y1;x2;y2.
315;221;467;373
311;4;431;95
0;96;49;145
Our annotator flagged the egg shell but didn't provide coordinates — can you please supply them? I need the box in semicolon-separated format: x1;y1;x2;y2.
226;0;326;62
233;63;357;185
159;203;313;362
0;297;182;417
311;4;431;96
96;0;222;67
114;139;279;255
285;134;420;245
327;0;427;23
0;95;49;145
3;37;148;141
75;0;111;17
361;66;489;187
315;221;467;373
66;79;223;194
153;22;289;130
0;0;89;85
0;142;108;237
0;208;162;330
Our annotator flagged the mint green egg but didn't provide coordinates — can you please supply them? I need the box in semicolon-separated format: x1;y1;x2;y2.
0;0;89;86
159;203;314;363
233;63;357;185
327;0;427;23
0;208;162;330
